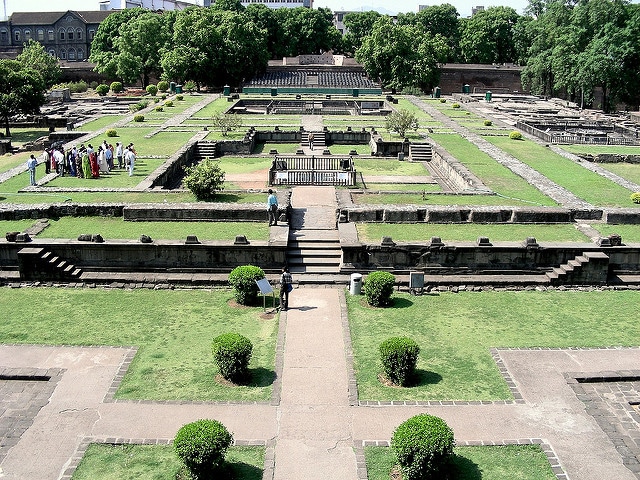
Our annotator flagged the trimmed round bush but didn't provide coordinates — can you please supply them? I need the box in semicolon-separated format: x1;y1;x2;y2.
631;192;640;204
89;80;99;90
133;114;144;122
484;120;492;126
95;84;109;96
363;271;395;307
146;84;158;96
212;333;253;382
228;265;265;305
110;81;123;93
174;419;233;479
391;414;455;480
162;93;167;100
439;98;446;103
155;106;164;112
105;129;117;137
157;80;169;92
452;103;460;108
176;94;184;101
379;336;420;386
164;100;174;107
68;80;88;93
509;130;523;140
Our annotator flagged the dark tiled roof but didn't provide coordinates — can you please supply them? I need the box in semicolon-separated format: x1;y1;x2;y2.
9;10;113;25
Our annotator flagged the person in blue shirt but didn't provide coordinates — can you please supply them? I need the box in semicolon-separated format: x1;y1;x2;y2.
27;155;38;186
267;189;278;226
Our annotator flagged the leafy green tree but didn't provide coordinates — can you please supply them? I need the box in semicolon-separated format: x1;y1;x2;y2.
342;10;381;53
16;39;60;88
183;158;225;201
244;4;283;59
385;109;419;138
210;0;245;12
0;60;46;137
398;4;460;61
459;6;520;64
274;7;342;57
211;113;243;137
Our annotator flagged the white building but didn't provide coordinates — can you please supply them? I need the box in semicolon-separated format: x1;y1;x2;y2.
99;0;200;10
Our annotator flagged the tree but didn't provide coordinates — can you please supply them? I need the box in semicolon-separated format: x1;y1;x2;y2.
385;109;419;138
274;7;342;57
182;158;225;201
343;10;381;53
0;60;46;137
398;4;460;62
211;113;243;136
210;0;245;12
16;39;60;88
244;4;283;59
459;6;521;64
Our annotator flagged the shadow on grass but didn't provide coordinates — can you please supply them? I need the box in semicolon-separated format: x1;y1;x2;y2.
413;369;443;387
210;193;249;203
249;367;276;388
391;297;414;309
178;462;262;480
253;142;267;154
451;454;482;480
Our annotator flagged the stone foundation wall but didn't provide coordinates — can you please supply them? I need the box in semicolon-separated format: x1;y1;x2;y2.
581;154;640;164
430;143;491;192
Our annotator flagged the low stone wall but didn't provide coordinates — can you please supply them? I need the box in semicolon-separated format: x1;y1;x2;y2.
124;203;272;222
430;142;490;193
581;153;640;164
147;133;203;189
0;203;125;221
326;130;370;145
340;205;604;223
370;132;409;157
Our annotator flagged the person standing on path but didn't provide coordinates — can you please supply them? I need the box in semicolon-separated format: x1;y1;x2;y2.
125;146;136;177
27;154;38;186
308;132;314;150
279;266;293;311
267;189;278;226
116;142;123;169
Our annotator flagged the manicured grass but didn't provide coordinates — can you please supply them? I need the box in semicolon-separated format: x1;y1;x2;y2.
396;98;439;122
73;444;264;480
328;144;371;155
39;218;268;241
217;157;272;174
0;219;38;233
486;136;634;207
76;115;126;131
562;145;640;155
355;159;430;176
192;96;238;117
359;183;442;192
347;290;640;401
430;133;557;206
596;162;640;187
0;288;278;401
6;127;50;145
0;151;31;173
46;159;165;188
88;128;196;157
352;192;550;207
591;223;640;243
253;143;301;154
365;445;555;480
355;223;588;243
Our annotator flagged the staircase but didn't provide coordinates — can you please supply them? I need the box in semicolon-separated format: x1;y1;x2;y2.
17;247;82;281
545;251;609;285
409;143;433;161
301;131;326;150
194;141;217;162
287;230;342;274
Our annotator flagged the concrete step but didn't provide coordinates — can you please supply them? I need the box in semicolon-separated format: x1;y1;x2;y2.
288;249;342;258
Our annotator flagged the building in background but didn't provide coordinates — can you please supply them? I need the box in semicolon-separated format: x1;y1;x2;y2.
99;0;199;10
0;10;112;61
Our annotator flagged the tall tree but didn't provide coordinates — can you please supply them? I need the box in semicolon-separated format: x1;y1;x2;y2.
16;39;61;88
398;4;460;61
274;7;342;57
244;4;282;59
342;10;381;54
459;7;520;64
0;60;46;137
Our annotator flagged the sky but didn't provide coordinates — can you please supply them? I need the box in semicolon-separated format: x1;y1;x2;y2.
1;0;531;20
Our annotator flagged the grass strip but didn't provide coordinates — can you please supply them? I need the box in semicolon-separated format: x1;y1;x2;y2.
354;159;430;176
0;288;278;401
38;218;268;241
72;444;264;480
486;136;633;207
590;223;640;243
351;192;549;207
347;290;640;401
595;162;640;187
365;445;556;480
356;223;588;243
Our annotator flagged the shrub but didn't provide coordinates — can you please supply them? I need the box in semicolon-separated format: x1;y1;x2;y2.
484;120;492;126
228;265;264;306
95;84;109;96
379;337;420;386
129;99;149;112
439;98;446;103
133;114;144;122
212;113;243;137
363;271;395;307
183;158;225;201
212;333;253;382
155;106;164;112
110;81;123;93
105;129;117;137
157;80;169;92
89;81;99;90
392;414;455;480
68;80;88;93
146;84;158;96
154;97;160;103
176;94;184;101
631;192;640;204
452;103;460;108
161;93;167;100
174;419;233;480
164;100;174;107
184;80;196;93
509;130;523;140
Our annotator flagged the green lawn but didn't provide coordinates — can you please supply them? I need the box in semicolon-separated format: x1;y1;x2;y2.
430;133;557;206
328;144;371;155
0;219;39;233
356;223;588;243
0;288;278;401
217;157;272;174
561;145;640;155
365;445;555;480
76;115;126;131
0;151;31;173
358;183;442;192
596;162;640;186
88;129;197;157
39;218;268;241
46;159;165;188
347;290;640;401
486;136;634;207
591;223;640;243
355;159;430;176
6;127;50;145
73;444;264;480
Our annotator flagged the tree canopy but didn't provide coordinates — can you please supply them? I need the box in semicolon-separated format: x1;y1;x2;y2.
0;60;46;137
16;40;61;89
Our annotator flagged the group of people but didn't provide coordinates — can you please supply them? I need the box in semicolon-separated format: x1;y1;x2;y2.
27;141;138;185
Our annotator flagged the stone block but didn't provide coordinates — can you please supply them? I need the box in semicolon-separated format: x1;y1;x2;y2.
470;208;512;223
512;208;571;223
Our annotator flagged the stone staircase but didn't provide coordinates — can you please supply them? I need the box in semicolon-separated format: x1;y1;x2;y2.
409;142;433;161
301;131;326;150
193;141;217;162
546;251;609;285
286;230;341;274
17;247;82;281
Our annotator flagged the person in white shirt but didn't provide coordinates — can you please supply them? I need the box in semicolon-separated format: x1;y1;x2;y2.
125;147;136;176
